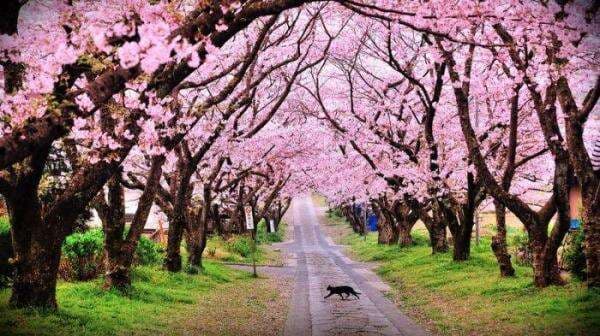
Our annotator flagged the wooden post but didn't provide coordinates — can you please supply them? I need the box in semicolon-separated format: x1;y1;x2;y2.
251;228;257;278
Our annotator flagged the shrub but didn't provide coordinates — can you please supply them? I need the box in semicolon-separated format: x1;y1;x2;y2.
135;236;164;265
207;246;217;257
225;236;253;258
61;229;165;280
0;217;12;288
511;230;532;266
327;207;343;218
61;229;104;281
256;219;284;244
563;230;586;280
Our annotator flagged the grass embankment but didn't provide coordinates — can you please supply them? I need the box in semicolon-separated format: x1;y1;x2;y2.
0;262;290;336
204;220;286;266
324;211;600;336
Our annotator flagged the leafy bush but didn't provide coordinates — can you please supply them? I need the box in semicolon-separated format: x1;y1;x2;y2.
207;246;217;257
135;236;164;265
327;207;344;218
256;219;284;244
511;230;532;266
0;217;13;288
61;229;104;281
563;230;586;280
225;236;253;258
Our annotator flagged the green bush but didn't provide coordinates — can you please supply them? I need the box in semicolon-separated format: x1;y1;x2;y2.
256;219;284;244
327;207;344;218
563;230;586;280
0;217;13;288
135;236;164;265
225;236;253;258
511;230;532;266
61;229;104;281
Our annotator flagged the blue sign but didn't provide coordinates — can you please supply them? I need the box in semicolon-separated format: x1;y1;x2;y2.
570;219;581;230
367;214;378;232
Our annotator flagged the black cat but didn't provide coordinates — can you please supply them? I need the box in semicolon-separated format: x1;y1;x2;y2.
324;285;361;300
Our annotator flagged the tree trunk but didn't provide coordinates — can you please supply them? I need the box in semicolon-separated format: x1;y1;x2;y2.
529;225;565;287
398;225;413;246
165;217;184;272
577;174;599;287
6;179;67;309
104;249;133;290
582;195;600;287
394;202;418;247
429;222;448;254
451;209;474;261
186;235;203;271
377;214;398;245
530;241;560;287
453;226;472;261
429;203;449;253
10;238;62;309
185;215;208;272
491;201;515;276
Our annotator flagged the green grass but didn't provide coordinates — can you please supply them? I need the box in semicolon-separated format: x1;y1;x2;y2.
0;262;255;336
0;216;9;234
204;221;287;266
341;230;600;335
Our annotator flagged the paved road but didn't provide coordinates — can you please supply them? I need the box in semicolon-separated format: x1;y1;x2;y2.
282;196;428;336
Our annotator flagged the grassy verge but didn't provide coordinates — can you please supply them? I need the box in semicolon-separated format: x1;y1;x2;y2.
204;220;286;266
322;210;600;336
0;262;287;336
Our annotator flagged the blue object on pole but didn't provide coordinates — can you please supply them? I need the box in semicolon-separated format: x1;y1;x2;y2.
368;214;378;232
570;218;581;230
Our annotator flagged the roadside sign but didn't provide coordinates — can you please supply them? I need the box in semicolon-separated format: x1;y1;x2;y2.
269;219;275;232
244;206;254;230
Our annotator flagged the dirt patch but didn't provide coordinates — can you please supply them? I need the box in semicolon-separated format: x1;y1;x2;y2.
168;274;292;336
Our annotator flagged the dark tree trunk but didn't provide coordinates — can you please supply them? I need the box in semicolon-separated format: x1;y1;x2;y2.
452;226;473;261
429;225;448;253
429;203;449;253
164;165;193;273
186;191;210;272
582;192;600;287
398;227;412;246
342;205;361;234
449;208;474;261
418;203;449;254
185;219;207;272
530;230;562;287
104;249;133;290
165;217;184;272
4;149;70;309
555;75;600;288
10;237;62;309
428;214;449;254
6;189;66;309
97;160;163;290
491;201;515;276
394;202;418;247
372;200;397;245
97;177;132;290
377;214;398;245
